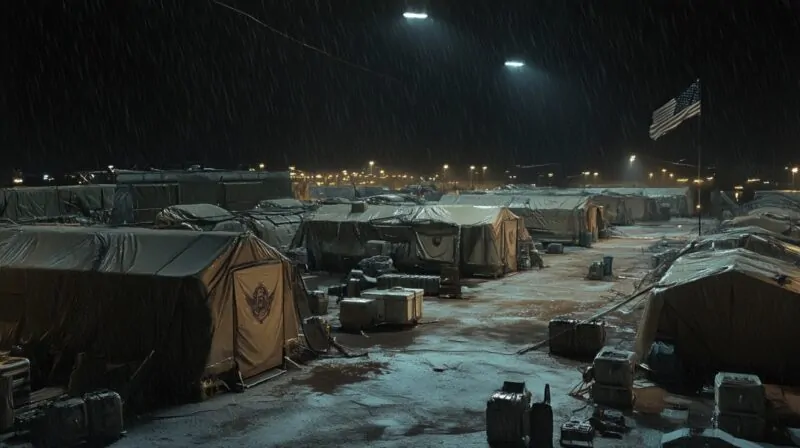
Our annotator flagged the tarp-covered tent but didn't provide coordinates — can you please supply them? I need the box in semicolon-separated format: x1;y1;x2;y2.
245;211;304;251
439;193;601;245
309;185;390;201
297;204;529;276
0;185;114;222
256;198;309;210
154;203;236;231
720;212;800;239
634;248;800;384
0;226;300;403
596;187;693;217
111;171;292;224
506;186;692;217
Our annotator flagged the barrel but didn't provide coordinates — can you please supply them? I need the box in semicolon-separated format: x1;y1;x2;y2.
602;256;613;277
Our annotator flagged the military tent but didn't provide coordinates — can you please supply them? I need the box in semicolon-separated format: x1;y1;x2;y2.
111;171;292;224
297;203;529;276
596;187;693;217
634;248;800;384
0;185;114;222
0;226;301;403
440;193;601;245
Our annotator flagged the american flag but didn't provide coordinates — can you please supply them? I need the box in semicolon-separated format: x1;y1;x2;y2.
649;80;701;140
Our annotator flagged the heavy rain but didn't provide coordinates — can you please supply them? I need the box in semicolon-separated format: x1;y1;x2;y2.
2;1;800;447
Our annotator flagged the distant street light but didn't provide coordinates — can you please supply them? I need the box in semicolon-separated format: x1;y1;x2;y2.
793;167;798;188
593;172;598;178
403;12;428;20
369;160;375;176
469;166;476;189
504;61;524;68
258;163;265;170
629;155;636;163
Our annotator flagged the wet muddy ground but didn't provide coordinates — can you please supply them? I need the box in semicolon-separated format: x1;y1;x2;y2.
116;221;752;448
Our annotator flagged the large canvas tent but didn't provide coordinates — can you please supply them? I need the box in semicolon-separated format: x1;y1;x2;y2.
297;204;529;276
0;226;301;402
0;185;114;222
439;193;601;245
634;248;800;384
111;171;292;224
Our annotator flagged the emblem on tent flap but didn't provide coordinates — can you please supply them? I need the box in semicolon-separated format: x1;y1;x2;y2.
247;282;275;323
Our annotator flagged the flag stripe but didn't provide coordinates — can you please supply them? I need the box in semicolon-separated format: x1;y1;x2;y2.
649;80;701;140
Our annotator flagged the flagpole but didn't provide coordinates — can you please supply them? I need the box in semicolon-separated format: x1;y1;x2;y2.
697;79;702;236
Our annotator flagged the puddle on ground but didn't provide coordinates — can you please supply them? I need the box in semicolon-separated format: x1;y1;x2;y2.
293;361;389;394
453;319;549;345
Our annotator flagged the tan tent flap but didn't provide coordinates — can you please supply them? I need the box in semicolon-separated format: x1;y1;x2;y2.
233;263;286;378
634;248;800;383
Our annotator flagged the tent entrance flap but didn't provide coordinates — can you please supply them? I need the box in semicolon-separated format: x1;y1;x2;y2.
232;263;286;379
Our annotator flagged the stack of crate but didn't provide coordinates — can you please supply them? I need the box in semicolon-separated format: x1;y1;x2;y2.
713;372;766;441
591;347;635;409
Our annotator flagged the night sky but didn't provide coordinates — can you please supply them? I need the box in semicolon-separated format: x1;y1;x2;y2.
2;0;799;179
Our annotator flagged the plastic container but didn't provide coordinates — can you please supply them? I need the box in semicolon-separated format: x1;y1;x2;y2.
85;390;124;444
714;372;765;416
591;383;634;410
593;347;635;387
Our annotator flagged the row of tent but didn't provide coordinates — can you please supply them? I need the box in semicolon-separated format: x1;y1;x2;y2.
633;225;800;385
0;225;307;406
294;203;531;277
0;170;292;224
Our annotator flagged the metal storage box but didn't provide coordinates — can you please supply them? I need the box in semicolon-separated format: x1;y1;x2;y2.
308;290;329;315
714;372;765;416
560;419;594;446
33;397;89;447
714;407;765;441
486;382;532;447
339;298;379;332
85;390;124;444
0;356;31;407
377;273;440;296
591;383;634;409
593;347;635;387
548;318;606;358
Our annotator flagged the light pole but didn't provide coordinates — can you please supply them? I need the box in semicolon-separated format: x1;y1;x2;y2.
368;161;375;176
442;164;449;189
482;166;487;185
793;167;798;189
469;165;476;189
